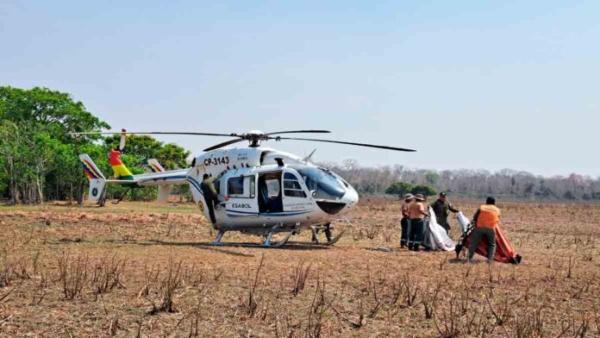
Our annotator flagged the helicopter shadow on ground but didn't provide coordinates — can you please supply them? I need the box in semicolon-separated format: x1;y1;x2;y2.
52;237;332;257
362;247;445;254
53;237;254;258
122;238;332;253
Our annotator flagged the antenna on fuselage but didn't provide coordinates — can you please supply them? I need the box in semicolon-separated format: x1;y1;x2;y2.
303;149;317;162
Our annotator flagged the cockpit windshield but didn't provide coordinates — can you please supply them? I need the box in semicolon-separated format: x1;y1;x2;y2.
295;166;346;200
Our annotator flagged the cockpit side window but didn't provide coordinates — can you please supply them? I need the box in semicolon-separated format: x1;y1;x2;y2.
295;166;346;200
284;172;307;198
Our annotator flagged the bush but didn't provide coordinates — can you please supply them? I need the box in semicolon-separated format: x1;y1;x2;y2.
385;182;413;196
411;185;436;196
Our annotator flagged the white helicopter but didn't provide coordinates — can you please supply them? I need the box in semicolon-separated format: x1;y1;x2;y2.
76;129;415;247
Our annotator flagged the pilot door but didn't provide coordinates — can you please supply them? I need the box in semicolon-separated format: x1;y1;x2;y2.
282;170;312;213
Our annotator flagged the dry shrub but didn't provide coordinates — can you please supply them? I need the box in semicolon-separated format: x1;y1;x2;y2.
332;269;409;330
485;294;511;327
352;229;364;242
138;264;160;298
107;316;120;337
422;282;441;320
291;261;311;296
511;304;547;338
401;273;419;307
0;254;31;287
182;264;205;288
179;308;202;338
240;254;265;318
365;225;379;240
90;254;126;297
0;284;20;303
0;259;13;288
566;256;575;279
168;303;203;337
30;270;48;305
56;252;89;300
148;258;183;314
306;275;332;338
432;294;461;338
273;305;298;338
382;230;393;243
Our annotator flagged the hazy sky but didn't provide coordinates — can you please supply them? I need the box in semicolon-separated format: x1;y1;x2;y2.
1;1;598;177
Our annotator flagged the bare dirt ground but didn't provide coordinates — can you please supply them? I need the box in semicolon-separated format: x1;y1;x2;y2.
0;198;599;337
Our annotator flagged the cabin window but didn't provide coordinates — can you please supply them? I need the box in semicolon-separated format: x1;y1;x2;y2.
228;177;244;196
227;175;256;198
284;172;307;198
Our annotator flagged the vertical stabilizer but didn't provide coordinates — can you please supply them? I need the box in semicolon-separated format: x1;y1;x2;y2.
79;154;107;204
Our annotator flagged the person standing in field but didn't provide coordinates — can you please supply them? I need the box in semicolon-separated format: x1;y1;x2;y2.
400;193;414;248
408;194;429;251
468;197;500;263
430;192;459;234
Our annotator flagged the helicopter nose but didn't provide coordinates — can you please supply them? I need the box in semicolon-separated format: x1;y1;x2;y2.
314;186;359;215
339;185;359;212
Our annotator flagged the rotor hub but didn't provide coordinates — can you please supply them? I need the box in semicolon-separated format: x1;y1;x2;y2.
243;130;267;147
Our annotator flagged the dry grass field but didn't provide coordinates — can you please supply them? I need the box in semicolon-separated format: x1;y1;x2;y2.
0;198;599;337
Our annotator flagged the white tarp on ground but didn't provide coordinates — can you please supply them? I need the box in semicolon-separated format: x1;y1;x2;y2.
456;211;471;234
423;207;456;251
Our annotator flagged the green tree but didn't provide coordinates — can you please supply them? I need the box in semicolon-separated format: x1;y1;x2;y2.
0;86;109;204
411;185;437;196
385;182;414;196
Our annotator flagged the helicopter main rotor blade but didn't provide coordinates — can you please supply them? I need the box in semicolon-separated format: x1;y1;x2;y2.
203;138;246;151
272;137;417;152
265;130;331;136
70;131;237;137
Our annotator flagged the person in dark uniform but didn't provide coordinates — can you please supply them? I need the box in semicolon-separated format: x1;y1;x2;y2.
430;192;459;234
200;174;219;224
400;193;414;248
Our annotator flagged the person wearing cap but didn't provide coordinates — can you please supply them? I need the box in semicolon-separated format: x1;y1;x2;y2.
407;194;429;251
468;197;500;263
430;192;459;234
400;193;414;248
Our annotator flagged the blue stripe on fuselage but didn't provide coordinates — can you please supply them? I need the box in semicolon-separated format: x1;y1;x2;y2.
225;209;309;217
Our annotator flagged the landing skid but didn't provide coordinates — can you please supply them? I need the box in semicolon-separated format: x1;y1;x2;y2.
208;228;344;248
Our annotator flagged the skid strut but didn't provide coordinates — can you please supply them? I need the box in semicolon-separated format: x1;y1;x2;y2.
212;229;225;245
262;224;281;247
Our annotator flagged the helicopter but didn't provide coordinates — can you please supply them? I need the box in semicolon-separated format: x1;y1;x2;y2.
75;129;415;247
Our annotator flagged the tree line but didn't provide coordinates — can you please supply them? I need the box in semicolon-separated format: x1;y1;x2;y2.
326;159;600;201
